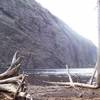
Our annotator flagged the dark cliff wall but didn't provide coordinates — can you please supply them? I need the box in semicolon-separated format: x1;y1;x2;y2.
0;0;96;68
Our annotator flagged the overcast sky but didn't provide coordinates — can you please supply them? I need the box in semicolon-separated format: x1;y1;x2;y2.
36;0;98;46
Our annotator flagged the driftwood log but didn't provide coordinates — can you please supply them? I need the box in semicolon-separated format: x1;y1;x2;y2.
0;52;32;100
44;65;98;89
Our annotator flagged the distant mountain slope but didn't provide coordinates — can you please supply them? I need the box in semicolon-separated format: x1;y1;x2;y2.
0;0;96;68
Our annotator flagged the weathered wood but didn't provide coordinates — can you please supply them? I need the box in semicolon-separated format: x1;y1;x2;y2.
7;56;22;71
0;64;21;80
88;68;96;85
95;0;100;87
43;81;98;89
11;51;18;66
0;84;17;93
0;74;23;84
66;65;75;87
0;83;32;99
0;52;32;100
14;74;25;99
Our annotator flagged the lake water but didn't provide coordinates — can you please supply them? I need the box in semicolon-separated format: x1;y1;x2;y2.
0;68;95;76
24;68;94;76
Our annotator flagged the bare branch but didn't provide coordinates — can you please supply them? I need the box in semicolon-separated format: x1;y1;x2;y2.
66;65;75;87
0;74;23;84
0;64;21;80
88;68;96;85
11;51;18;66
43;81;98;89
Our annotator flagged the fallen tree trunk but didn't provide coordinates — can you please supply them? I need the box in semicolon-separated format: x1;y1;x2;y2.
42;65;99;89
43;81;98;89
0;52;32;100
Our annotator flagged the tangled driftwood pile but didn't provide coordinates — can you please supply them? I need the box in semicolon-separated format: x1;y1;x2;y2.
0;52;32;100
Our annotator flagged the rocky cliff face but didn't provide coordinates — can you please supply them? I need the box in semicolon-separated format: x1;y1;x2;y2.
0;0;96;69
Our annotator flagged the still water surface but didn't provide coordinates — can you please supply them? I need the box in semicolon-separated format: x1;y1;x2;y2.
24;68;94;76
